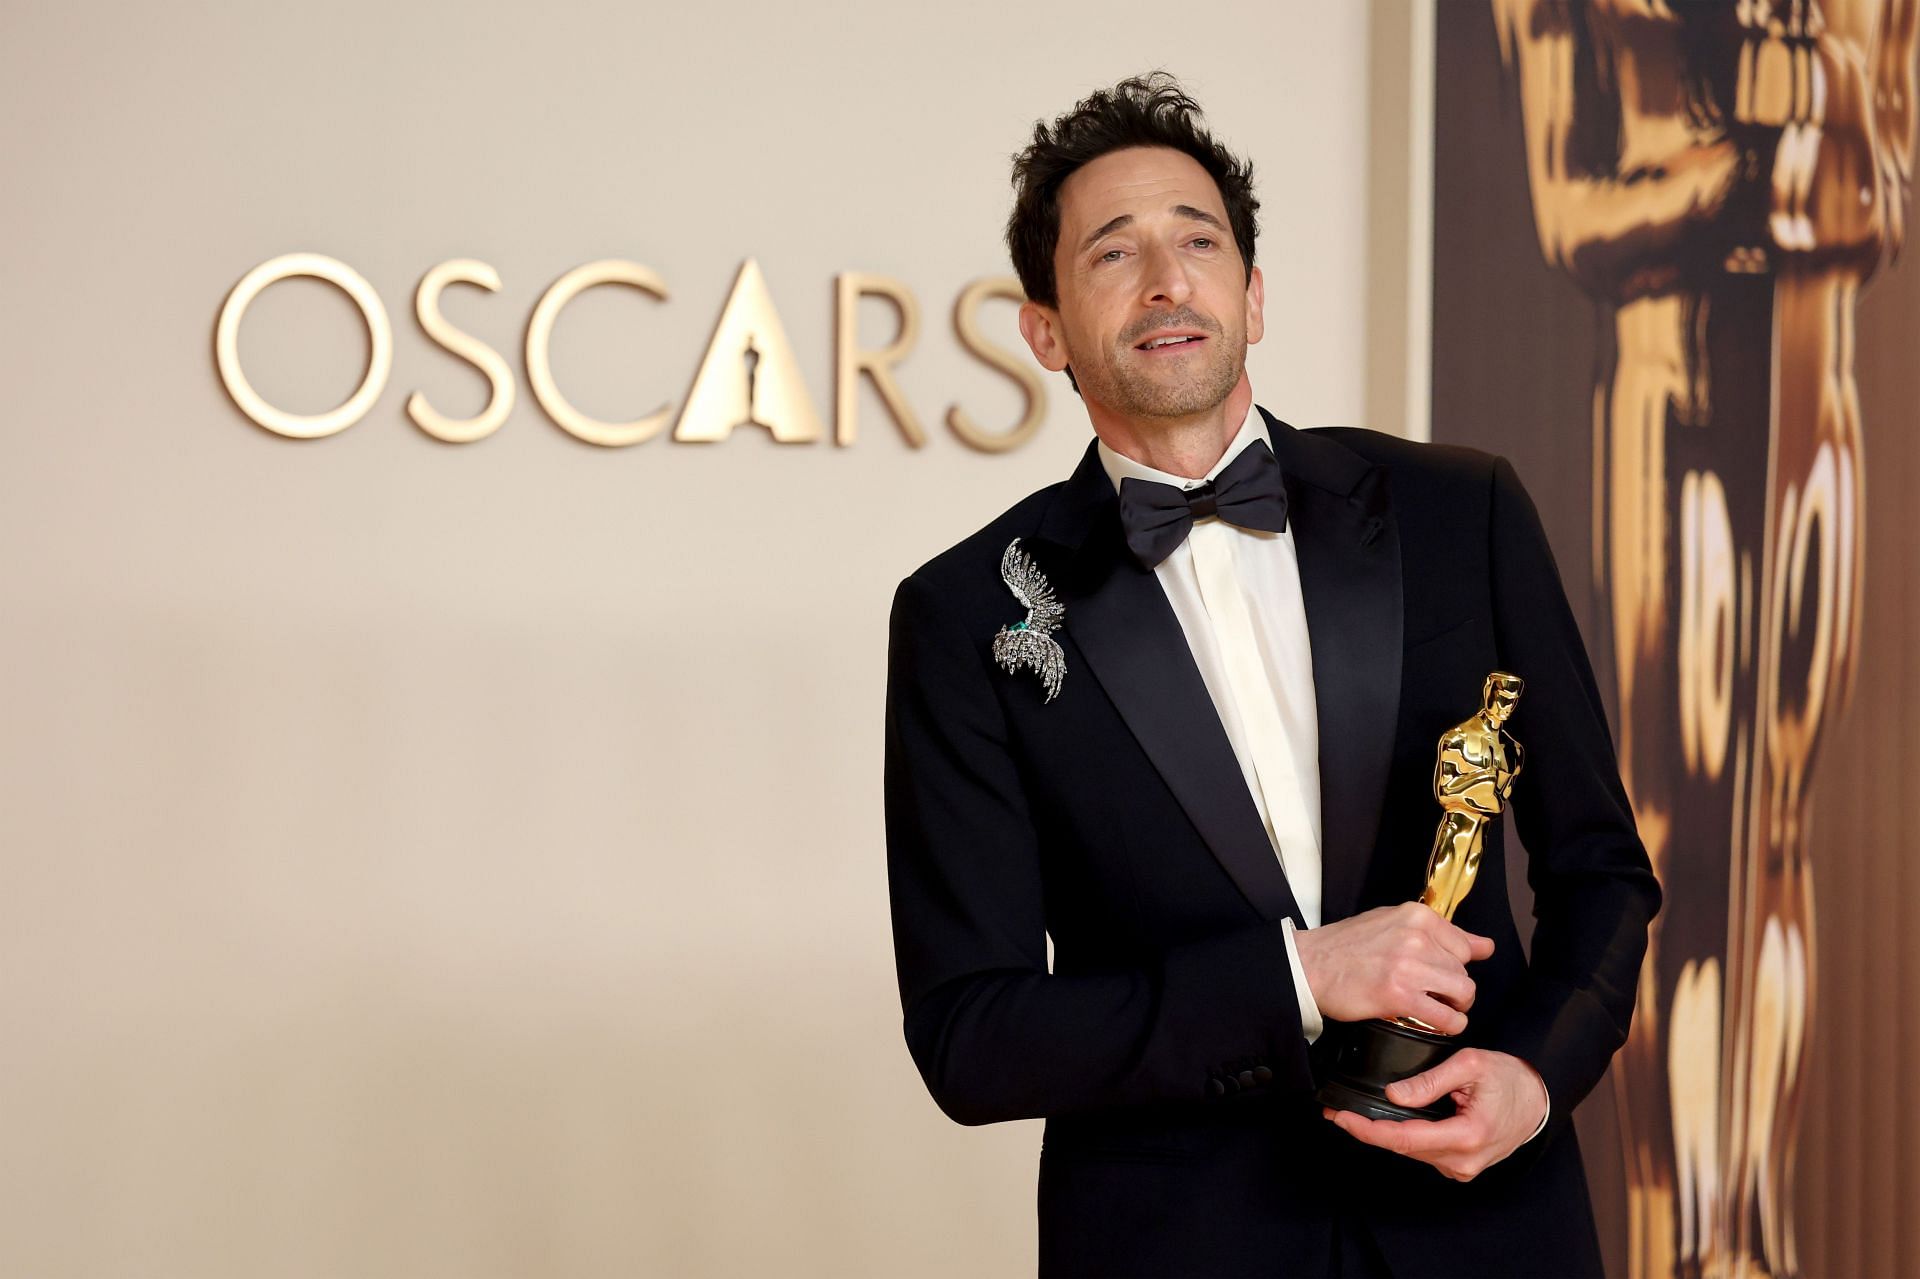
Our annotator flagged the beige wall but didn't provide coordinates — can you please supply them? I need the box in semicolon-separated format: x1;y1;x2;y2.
0;3;1382;1274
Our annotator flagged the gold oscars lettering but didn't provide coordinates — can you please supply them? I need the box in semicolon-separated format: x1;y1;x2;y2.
214;255;1047;451
1492;3;1916;1274
1317;673;1525;1121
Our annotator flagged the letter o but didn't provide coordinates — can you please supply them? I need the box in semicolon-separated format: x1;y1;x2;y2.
215;252;393;439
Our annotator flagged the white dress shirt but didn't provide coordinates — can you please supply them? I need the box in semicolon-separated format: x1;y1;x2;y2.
1098;406;1326;1043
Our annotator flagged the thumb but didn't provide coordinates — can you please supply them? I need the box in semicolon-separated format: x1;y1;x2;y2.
1386;1050;1480;1107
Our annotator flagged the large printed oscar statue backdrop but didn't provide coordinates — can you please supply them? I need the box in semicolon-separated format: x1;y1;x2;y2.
1435;6;1920;1276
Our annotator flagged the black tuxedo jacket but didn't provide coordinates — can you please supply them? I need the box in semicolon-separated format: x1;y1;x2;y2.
884;411;1659;1278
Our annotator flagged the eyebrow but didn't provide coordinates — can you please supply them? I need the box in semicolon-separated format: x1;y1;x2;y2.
1172;204;1226;232
1079;205;1228;253
1080;214;1134;252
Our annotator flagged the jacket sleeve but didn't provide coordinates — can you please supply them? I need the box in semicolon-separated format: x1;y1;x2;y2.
1481;454;1663;1123
884;571;1315;1126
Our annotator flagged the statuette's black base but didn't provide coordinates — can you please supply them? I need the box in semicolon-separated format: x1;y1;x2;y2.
1316;1018;1458;1122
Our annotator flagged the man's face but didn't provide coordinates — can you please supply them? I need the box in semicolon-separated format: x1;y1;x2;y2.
1019;146;1263;422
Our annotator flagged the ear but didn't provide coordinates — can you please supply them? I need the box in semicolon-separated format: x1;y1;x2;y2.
1244;265;1266;346
1018;300;1071;374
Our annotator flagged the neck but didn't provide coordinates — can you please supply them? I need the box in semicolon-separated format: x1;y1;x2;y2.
1088;373;1254;480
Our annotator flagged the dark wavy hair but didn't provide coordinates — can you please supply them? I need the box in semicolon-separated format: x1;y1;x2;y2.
1006;73;1260;309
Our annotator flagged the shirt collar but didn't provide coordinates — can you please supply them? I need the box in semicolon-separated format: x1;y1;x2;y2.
1096;403;1267;495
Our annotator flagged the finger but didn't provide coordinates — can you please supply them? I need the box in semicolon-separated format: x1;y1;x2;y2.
1386;1049;1482;1108
1420;965;1476;1012
1375;1115;1479;1157
1431;924;1476;965
1408;993;1469;1036
1329;1109;1476;1157
1326;1109;1415;1152
1436;924;1496;964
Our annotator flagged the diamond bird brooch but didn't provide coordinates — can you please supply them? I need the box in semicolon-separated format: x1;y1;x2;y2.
993;539;1067;703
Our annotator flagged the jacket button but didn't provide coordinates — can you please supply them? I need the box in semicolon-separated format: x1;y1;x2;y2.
1237;1070;1256;1089
1253;1066;1274;1084
1208;1077;1226;1098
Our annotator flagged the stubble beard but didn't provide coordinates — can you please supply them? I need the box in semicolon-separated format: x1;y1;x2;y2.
1074;323;1246;421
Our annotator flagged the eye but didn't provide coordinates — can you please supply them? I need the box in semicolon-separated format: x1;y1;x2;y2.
1098;248;1125;263
1190;237;1215;249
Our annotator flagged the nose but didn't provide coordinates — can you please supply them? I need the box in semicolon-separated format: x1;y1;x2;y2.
1137;240;1194;310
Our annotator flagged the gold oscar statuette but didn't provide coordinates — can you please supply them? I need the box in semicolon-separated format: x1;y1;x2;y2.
1316;672;1526;1122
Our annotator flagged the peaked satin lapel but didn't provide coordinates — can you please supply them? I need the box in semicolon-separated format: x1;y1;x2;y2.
1035;442;1304;927
1262;410;1403;925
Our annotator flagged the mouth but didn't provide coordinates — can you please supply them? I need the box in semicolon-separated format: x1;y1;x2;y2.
1133;330;1210;354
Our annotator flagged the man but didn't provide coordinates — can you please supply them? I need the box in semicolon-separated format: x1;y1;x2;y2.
884;74;1659;1278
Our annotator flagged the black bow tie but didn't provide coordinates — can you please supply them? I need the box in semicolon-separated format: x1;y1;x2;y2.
1117;439;1290;569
